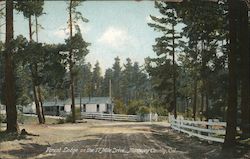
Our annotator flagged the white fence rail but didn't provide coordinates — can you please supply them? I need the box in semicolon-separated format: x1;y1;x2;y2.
169;115;226;143
81;112;158;122
81;112;139;122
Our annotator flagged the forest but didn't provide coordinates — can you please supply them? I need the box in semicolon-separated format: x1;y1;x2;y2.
0;0;249;154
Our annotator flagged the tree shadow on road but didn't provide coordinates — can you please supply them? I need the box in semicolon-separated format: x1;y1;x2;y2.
0;131;30;142
149;124;250;159
1;123;249;159
1;143;48;159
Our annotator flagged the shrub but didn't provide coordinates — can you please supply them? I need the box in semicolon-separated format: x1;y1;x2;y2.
113;99;126;114
75;107;81;120
65;114;73;123
127;100;144;115
65;108;82;122
0;114;3;130
138;106;150;115
0;114;3;123
57;118;65;124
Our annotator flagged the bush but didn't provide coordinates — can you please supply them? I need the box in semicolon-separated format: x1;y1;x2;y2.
113;99;126;114
0;114;3;130
65;114;73;123
127;100;144;115
65;108;81;122
0;114;3;123
75;108;81;120
57;118;65;124
138;106;150;115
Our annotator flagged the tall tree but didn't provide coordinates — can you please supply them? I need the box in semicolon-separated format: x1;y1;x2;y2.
122;58;133;104
34;1;46;123
112;57;122;99
80;62;92;98
42;44;68;101
0;42;4;104
4;0;19;132
176;0;226;120
102;68;113;97
15;0;45;124
92;61;102;97
238;0;250;138
148;1;181;118
67;0;89;122
223;0;238;150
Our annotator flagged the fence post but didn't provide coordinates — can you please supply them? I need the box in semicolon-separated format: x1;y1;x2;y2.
176;117;180;132
208;119;212;137
180;116;184;133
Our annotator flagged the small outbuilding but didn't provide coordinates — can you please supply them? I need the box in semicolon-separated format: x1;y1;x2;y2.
23;97;113;116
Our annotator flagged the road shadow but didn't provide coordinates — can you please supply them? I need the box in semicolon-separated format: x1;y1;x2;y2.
0;131;32;142
1;123;249;159
1;143;48;158
149;124;250;159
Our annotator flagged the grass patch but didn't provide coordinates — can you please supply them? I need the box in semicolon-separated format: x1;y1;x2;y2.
239;138;250;146
0;131;27;142
57;118;65;124
18;114;60;124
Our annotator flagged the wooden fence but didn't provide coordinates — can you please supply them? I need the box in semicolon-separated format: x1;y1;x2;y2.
168;115;226;143
81;112;159;122
81;112;140;122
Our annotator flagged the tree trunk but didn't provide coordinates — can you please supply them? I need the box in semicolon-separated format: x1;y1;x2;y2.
29;15;44;124
35;15;38;42
223;0;238;150
186;97;189;117
200;92;204;121
205;91;209;120
69;0;76;123
37;86;45;123
193;79;197;121
172;11;177;119
239;1;250;138
35;15;45;124
249;5;250;140
29;15;32;41
5;0;19;133
32;81;43;124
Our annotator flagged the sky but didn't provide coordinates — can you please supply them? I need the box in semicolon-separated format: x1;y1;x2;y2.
9;1;161;74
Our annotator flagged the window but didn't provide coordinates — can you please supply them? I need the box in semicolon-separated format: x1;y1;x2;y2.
83;104;86;112
97;104;100;112
106;104;111;112
45;107;50;112
60;106;64;111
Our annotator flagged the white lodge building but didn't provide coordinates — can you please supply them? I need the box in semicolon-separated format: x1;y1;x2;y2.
23;97;113;116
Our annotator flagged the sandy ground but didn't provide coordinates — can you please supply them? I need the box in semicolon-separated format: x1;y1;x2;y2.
0;119;249;159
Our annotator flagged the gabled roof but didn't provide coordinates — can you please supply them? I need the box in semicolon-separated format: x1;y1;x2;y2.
73;97;112;105
43;97;112;107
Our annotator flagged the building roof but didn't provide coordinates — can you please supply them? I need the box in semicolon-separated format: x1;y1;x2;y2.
74;97;112;105
43;97;112;107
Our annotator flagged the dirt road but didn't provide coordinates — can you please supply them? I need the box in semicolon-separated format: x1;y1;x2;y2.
0;120;249;159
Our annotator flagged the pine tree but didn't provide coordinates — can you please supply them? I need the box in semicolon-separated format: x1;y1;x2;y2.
238;0;250;138
112;57;122;99
148;1;181;118
92;61;103;97
67;0;89;123
223;0;238;150
4;0;19;133
122;58;134;104
103;68;113;97
15;0;45;124
176;0;226;120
